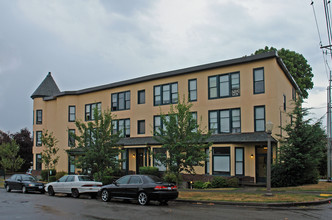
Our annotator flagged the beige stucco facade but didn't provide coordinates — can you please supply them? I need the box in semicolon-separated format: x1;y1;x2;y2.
31;52;299;183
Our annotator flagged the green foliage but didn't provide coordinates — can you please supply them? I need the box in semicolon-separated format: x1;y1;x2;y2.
211;176;228;188
226;178;239;188
0;140;25;173
41;130;60;182
72;108;122;182
254;46;313;99
41;169;56;181
139;166;160;176
272;99;327;187
100;176;115;185
49;176;57;182
202;181;212;189
193;181;204;189
55;171;67;180
163;172;178;184
153;97;212;185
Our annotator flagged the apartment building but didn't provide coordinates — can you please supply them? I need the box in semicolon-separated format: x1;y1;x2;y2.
31;51;299;183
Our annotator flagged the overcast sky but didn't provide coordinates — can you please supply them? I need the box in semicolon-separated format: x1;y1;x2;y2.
0;0;329;133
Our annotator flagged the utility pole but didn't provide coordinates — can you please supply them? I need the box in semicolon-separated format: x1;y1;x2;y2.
328;71;332;182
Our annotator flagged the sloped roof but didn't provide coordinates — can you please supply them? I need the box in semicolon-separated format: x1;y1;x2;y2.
31;72;60;99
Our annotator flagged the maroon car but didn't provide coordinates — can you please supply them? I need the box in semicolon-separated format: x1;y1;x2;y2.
99;175;178;205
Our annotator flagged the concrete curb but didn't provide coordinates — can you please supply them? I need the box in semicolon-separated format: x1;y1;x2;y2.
175;197;332;207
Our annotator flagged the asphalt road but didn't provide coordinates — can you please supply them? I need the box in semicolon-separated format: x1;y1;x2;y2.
1;188;332;220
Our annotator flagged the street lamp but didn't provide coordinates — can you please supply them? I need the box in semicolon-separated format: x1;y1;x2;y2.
265;121;274;196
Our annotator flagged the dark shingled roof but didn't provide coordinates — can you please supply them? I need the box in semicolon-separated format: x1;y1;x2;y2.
31;72;60;99
117;132;277;146
40;51;301;101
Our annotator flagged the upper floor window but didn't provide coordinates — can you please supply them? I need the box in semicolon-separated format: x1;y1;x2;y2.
209;109;241;134
68;106;76;122
138;90;145;104
85;102;101;121
292;87;297;101
208;72;240;99
36;110;42;124
254;106;265;132
154;82;178;106
36;154;42;170
137;120;145;134
112;119;130;137
68;129;75;147
188;79;197;102
36;131;42;146
112;91;130;111
283;95;286;111
253;68;264;94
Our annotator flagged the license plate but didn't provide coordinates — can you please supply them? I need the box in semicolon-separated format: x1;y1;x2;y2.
168;187;171;190
39;186;43;189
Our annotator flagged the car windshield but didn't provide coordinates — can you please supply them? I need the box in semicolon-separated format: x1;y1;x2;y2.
22;176;36;181
78;176;94;181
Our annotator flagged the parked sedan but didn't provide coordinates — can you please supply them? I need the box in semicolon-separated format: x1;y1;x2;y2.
99;175;178;205
45;175;102;198
5;174;45;194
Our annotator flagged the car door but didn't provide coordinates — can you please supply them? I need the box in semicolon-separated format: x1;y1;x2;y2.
9;175;19;190
126;176;143;199
111;175;130;198
14;175;23;190
64;175;75;193
53;175;68;192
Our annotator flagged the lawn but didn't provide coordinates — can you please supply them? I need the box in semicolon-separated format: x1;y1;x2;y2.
271;182;332;192
0;178;4;188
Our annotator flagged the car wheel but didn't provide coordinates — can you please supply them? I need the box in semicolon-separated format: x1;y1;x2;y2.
48;186;55;196
71;189;80;198
22;186;28;194
101;189;110;202
5;185;11;192
138;192;149;206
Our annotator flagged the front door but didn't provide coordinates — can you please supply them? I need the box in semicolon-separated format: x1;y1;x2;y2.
136;148;145;174
256;146;267;183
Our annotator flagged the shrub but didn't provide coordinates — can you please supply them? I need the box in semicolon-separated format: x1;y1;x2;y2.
49;176;56;182
226;178;239;188
202;181;212;189
193;181;204;189
55;171;67;180
139;167;160;177
101;176;114;185
41;169;56;181
211;176;227;188
163;172;177;184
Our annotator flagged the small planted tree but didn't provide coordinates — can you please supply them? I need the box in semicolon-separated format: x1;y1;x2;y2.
71;107;121;182
153;98;212;185
41;130;60;182
0;140;25;174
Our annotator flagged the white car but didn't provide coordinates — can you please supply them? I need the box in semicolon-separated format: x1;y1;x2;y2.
45;175;102;198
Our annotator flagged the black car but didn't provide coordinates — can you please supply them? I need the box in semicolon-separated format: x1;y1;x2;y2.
5;174;45;194
99;175;178;205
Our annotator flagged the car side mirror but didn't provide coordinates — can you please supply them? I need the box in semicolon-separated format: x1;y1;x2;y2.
113;181;118;186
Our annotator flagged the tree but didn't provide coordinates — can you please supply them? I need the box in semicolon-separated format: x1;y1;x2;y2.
254;46;314;99
272;99;327;187
41;130;60;182
0;130;11;145
12;128;33;171
153;98;212;185
0;140;25;173
71;108;121;181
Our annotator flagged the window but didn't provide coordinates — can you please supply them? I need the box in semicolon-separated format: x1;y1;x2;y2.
153;148;166;171
254;68;264;94
292;87;296;101
69;156;75;174
36;131;42;146
212;147;230;175
116;175;131;184
85;102;101;121
36;110;42;124
191;112;197;132
111;91;130;111
188;79;197;101
137;120;145;134
68;106;76;122
113;119;130;137
129;176;143;184
121;150;127;170
154;82;178;106
68;129;75;147
283;95;286;111
205;148;210;174
138;90;145;104
209;109;241;134
153;115;172;135
208;72;240;99
235;147;244;176
254;106;265;132
36;154;42;170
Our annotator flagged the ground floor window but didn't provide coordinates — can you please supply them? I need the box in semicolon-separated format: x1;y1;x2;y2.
212;147;230;175
121;150;127;170
205;148;210;174
235;147;244;176
68;155;75;174
153;148;166;171
36;154;42;170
